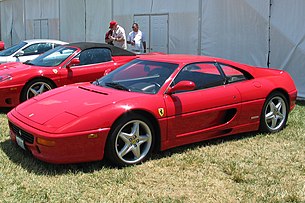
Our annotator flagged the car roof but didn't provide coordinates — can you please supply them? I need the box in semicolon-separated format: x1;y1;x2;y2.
138;54;258;75
23;39;67;45
139;54;254;69
66;42;136;56
138;54;222;64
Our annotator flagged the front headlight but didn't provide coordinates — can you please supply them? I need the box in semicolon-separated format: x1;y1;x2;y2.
0;74;12;82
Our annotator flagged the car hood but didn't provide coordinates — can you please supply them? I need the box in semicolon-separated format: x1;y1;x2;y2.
0;62;31;73
15;84;148;128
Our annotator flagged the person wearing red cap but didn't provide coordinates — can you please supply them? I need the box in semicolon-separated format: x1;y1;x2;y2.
107;20;127;49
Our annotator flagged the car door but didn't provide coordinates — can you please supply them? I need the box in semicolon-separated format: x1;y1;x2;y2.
164;62;242;144
62;48;116;84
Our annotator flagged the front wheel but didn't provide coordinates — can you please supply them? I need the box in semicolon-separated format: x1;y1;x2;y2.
259;92;288;133
21;79;55;102
105;113;154;166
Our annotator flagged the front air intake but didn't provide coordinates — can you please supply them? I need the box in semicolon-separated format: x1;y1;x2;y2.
9;122;34;144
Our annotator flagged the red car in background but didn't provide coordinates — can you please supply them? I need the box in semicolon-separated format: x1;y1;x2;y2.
0;42;136;107
0;41;4;51
7;54;297;166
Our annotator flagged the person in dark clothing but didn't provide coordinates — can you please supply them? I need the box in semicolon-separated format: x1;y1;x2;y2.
105;29;114;45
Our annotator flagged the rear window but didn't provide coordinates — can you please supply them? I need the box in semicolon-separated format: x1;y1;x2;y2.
77;48;112;66
219;64;248;83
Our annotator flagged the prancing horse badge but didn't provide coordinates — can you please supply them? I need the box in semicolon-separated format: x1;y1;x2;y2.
158;108;165;117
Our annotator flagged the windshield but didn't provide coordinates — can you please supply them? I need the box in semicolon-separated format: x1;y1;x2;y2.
94;59;178;94
26;46;77;67
0;41;27;56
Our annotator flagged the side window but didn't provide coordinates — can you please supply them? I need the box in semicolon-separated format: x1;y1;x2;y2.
22;44;40;56
22;43;52;56
173;63;225;91
219;64;247;83
78;48;112;66
36;43;53;54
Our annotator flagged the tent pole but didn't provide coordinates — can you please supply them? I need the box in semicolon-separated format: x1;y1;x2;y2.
198;0;202;55
267;0;272;67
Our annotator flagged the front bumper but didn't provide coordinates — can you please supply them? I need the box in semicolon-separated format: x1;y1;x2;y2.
7;111;111;164
0;85;22;107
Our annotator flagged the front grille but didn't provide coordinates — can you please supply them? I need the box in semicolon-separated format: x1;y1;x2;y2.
9;122;34;144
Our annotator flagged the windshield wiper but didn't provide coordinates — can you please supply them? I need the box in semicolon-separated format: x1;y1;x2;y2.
105;82;130;91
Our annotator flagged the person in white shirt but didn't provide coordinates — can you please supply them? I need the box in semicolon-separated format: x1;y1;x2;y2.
127;23;147;54
107;20;127;49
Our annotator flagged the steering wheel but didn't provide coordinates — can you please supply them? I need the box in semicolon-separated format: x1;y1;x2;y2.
141;82;161;93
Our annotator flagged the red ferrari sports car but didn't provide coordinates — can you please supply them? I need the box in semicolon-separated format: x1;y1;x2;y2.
0;42;136;107
7;54;297;166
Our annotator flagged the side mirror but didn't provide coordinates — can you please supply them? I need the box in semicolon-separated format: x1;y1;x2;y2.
15;50;24;57
67;58;80;68
166;80;196;94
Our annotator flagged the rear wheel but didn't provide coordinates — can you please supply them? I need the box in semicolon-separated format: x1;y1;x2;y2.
21;79;55;102
259;92;288;133
105;113;154;166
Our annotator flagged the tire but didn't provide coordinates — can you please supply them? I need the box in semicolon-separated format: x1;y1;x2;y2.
21;79;55;102
105;113;154;166
259;91;288;133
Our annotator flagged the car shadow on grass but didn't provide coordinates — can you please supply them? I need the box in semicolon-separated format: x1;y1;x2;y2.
0;138;115;175
0;107;12;114
296;100;305;106
0;131;259;175
152;131;259;161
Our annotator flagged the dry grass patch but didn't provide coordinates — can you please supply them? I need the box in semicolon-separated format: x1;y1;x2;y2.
0;104;304;202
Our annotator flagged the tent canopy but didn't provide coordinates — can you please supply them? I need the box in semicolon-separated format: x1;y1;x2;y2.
1;0;304;98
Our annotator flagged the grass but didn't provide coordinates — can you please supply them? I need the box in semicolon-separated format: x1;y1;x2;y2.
0;103;304;202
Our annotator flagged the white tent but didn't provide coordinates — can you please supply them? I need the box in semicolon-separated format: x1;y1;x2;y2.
1;0;304;98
